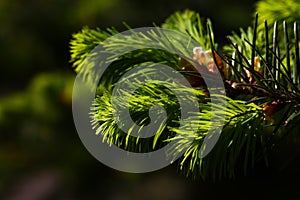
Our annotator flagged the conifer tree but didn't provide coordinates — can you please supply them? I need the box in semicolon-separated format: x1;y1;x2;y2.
70;0;300;180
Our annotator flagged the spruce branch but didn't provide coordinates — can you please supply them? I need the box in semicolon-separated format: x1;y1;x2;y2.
256;0;300;30
162;10;216;50
70;26;118;72
70;8;300;181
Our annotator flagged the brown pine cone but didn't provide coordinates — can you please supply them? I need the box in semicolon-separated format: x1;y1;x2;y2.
263;101;284;123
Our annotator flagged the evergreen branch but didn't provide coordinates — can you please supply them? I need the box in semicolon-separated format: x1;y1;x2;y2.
167;95;267;180
162;10;216;50
256;0;300;29
70;8;300;181
91;77;206;152
69;26;117;72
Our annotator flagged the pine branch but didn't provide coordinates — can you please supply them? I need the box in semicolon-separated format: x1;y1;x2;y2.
256;0;300;30
69;26;117;72
167;95;267;180
70;8;300;181
162;10;217;50
91;76;206;152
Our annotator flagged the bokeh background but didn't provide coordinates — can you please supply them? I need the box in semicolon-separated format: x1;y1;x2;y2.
2;0;299;199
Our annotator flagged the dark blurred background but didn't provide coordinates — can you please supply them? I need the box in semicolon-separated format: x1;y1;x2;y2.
3;0;298;199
